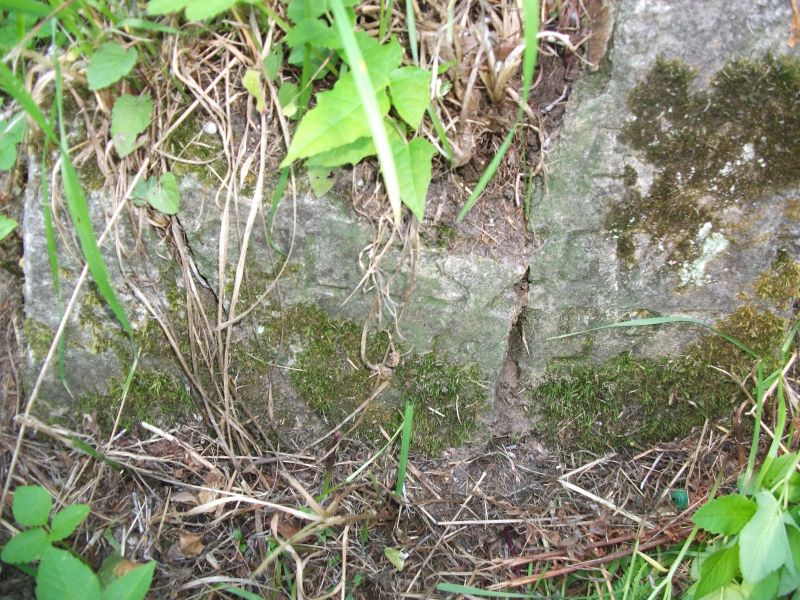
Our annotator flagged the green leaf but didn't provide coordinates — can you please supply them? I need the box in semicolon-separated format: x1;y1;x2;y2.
693;495;757;535
384;547;406;571
740;570;780;600
277;82;299;118
12;485;52;527
219;587;266;600
762;453;800;489
285;18;340;49
146;0;189;15
698;583;745;600
307;166;335;197
352;33;403;90
389;135;434;222
696;543;740;599
0;63;57;143
87;43;138;91
101;560;155;600
185;0;236;20
242;70;266;113
287;0;327;21
49;504;90;542
1;528;50;564
111;94;153;158
146;172;180;214
37;547;101;600
306;136;375;168
739;491;791;583
0;115;25;170
0;214;18;241
263;42;283;81
280;78;390;166
388;66;431;129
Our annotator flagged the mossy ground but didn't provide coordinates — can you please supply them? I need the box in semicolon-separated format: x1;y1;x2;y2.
282;305;486;456
607;54;800;265
531;306;788;452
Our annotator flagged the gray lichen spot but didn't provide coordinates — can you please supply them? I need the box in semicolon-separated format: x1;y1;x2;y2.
678;223;730;286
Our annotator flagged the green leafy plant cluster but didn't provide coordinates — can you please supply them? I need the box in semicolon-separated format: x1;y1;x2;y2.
1;485;155;600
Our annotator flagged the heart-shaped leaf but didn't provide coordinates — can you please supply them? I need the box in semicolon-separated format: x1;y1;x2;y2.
87;43;137;91
146;172;180;215
389;66;431;129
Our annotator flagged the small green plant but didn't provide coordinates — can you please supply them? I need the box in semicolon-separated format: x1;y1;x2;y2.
1;484;155;600
0;213;17;240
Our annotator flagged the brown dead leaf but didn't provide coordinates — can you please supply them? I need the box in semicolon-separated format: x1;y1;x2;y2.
113;559;143;578
179;532;205;557
172;491;199;505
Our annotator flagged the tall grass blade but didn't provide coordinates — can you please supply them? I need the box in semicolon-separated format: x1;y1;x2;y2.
394;401;414;497
379;0;394;40
405;0;418;65
330;0;402;225
547;315;758;359
0;63;58;143
53;38;134;340
456;0;539;221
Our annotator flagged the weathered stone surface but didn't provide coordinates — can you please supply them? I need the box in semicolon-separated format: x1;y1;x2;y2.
523;0;800;380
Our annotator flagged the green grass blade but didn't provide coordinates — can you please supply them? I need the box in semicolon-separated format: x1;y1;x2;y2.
547;316;757;359
435;582;543;598
0;63;58;143
781;315;800;358
426;104;453;164
394;401;414;498
379;0;394;40
265;166;290;255
53;38;134;339
405;0;418;64
330;0;402;224
456;0;539;221
456;125;517;221
0;0;51;17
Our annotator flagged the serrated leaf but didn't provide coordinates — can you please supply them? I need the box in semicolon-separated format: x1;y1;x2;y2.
1;528;50;564
101;560;155;600
111;94;152;158
0;115;25;170
389;66;431;129
185;0;236;20
696;543;739;599
242;69;266;112
12;485;52;527
0;214;17;240
306;136;375;168
307;166;334;197
281;77;390;166
693;495;757;535
37;547;101;600
87;43;137;91
739;491;791;584
389;135;434;222
146;0;189;15
384;547;407;571
50;504;90;542
145;172;180;214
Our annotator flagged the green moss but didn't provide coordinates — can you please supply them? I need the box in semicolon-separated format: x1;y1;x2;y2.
608;55;800;264
167;113;228;187
753;252;800;308
531;305;787;452
24;318;56;361
285;304;486;455
77;369;193;433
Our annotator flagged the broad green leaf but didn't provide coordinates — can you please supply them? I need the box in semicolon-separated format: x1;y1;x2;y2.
307;166;335;197
146;172;180;214
696;543;740;599
132;177;156;207
101;560;155;600
111;94;153;158
698;583;745;600
306;136;375;168
287;0;327;21
0;115;25;170
389;135;435;222
242;70;266;113
185;0;236;20
37;547;101;600
0;214;17;240
693;495;757;535
0;0;50;17
740;570;780;600
1;528;50;564
87;43;137;91
263;42;283;81
388;66;431;129
146;0;189;15
49;504;90;542
384;547;406;571
12;485;52;527
281;78;390;166
739;491;791;583
285;18;339;49
762;453;800;489
353;33;403;90
278;82;299;118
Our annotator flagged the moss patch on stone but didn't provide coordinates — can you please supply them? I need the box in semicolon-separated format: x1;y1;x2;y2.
24;318;57;362
167;114;228;187
753;252;800;309
530;305;787;452
607;54;800;264
77;369;193;433
285;305;486;455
